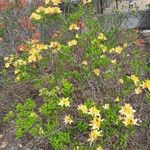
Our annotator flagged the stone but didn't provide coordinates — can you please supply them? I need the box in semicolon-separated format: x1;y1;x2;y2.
141;30;150;37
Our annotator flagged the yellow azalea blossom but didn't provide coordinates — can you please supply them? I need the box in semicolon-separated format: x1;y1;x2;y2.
50;41;61;52
89;116;104;130
142;80;150;90
119;79;124;84
87;129;102;144
69;23;79;30
51;0;61;6
96;145;103;150
93;69;100;76
82;60;88;65
63;115;74;125
4;57;9;61
109;48;115;53
28;54;42;63
111;59;117;64
52;7;62;14
102;104;110;110
15;69;20;74
119;103;136;116
83;0;92;5
28;55;37;63
44;6;54;14
77;104;88;114
88;106;100;117
15;76;20;82
123;43;128;48
36;6;46;13
99;44;107;52
135;87;142;95
98;33;106;41
14;59;27;66
5;62;11;68
58;97;70;107
75;34;80;39
115;46;123;54
115;96;121;102
122;116;138;126
68;39;77;47
130;75;139;86
30;13;41;20
45;0;50;5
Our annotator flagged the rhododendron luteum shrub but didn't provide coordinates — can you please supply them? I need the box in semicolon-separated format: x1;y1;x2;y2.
3;0;150;149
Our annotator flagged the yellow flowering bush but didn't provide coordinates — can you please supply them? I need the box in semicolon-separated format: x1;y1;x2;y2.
3;0;150;150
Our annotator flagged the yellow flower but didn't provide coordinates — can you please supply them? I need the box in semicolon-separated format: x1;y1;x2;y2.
111;59;117;64
15;69;20;74
14;59;27;66
99;44;107;52
28;55;37;63
52;7;62;14
87;129;102;144
58;97;70;107
96;145;103;150
50;41;61;52
36;6;46;13
83;0;92;5
115;46;123;54
75;34;80;39
63;115;74;125
68;39;77;47
142;80;150;90
30;13;41;20
98;33;106;41
5;62;10;68
45;0;50;5
15;75;21;82
89;117;104;130
4;57;9;61
123;43;128;48
102;104;110;110
77;104;88;114
109;48;115;53
119;79;124;84
119;103;136;117
89;106;100;117
69;23;79;30
122;116;138;126
51;0;61;6
93;69;100;76
130;75;139;86
82;60;88;65
115;96;121;102
135;87;142;95
44;6;54;14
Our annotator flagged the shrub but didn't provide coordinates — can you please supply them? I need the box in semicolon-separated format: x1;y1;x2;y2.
3;0;150;149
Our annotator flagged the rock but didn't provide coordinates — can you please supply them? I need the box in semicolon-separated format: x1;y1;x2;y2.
0;140;7;149
141;30;150;37
0;134;3;139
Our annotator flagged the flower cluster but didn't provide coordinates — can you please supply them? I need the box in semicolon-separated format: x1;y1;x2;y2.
4;55;15;68
119;103;138;126
27;40;48;63
78;104;103;144
130;75;150;94
30;0;62;20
